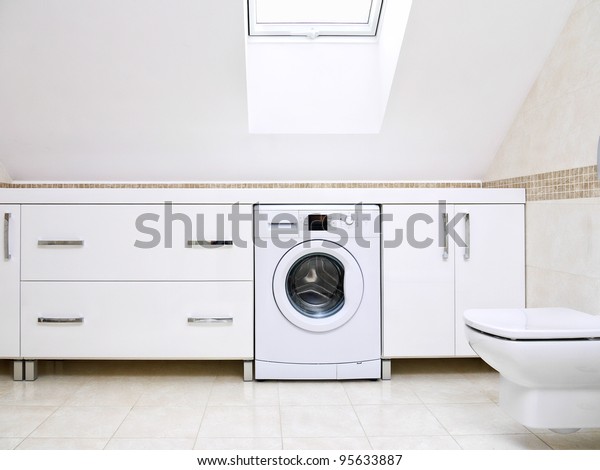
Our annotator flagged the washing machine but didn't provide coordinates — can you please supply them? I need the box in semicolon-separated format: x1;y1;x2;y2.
254;204;381;380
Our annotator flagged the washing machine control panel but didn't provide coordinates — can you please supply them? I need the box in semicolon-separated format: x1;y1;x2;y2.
300;210;378;239
255;205;380;240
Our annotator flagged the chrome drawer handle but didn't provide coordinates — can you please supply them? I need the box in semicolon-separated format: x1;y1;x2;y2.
38;317;84;324
38;240;85;246
4;213;11;261
187;317;234;324
186;240;233;248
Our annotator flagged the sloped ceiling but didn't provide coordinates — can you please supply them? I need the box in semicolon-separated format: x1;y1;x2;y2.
0;0;576;182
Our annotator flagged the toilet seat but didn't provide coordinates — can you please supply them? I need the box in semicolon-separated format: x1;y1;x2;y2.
464;308;600;340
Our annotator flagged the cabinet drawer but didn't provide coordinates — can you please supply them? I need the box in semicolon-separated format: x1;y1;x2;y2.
21;204;253;280
21;282;253;359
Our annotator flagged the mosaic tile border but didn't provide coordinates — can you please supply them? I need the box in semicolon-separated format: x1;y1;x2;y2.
0;181;482;189
483;165;600;201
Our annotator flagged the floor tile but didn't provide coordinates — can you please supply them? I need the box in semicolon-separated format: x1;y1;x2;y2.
463;374;500;403
106;438;195;450
282;437;371;450
343;381;421;405
354;404;448;437
278;381;350;406
280;405;364;438
16;438;108;450
63;378;148;406
194;437;282;450
198;406;281;438
29;406;130;439
369;436;461;450
208;379;279;406
427;403;528;435
135;380;213;407
408;377;493;404
454;434;551;450
0;438;23;450
0;406;56;438
0;378;86;407
537;431;600;450
8;358;600;451
114;406;205;438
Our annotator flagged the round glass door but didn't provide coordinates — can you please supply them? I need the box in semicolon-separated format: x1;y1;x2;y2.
286;253;345;318
273;240;364;332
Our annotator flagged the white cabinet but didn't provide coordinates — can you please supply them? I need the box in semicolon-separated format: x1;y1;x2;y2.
21;282;253;359
18;203;255;369
454;204;525;355
0;205;20;357
382;203;525;358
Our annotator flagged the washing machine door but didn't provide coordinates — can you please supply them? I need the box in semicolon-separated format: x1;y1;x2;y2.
273;240;364;332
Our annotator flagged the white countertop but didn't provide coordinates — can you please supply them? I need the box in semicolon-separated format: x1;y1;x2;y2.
0;187;525;205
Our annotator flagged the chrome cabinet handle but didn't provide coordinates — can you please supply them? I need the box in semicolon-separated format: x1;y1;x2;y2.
38;317;84;324
186;240;233;248
38;240;85;246
3;213;10;260
187;317;234;324
442;212;449;260
38;240;83;246
463;213;471;260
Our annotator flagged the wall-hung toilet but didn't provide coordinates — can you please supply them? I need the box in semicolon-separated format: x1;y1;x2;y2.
464;308;600;431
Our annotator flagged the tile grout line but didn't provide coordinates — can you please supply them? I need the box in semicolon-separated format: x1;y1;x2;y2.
189;373;218;451
101;374;159;449
101;404;135;449
341;381;372;450
13;403;62;448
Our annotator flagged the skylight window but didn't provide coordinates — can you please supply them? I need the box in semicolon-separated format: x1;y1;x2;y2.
248;0;384;38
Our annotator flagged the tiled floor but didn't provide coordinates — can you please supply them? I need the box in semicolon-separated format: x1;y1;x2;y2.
0;358;599;450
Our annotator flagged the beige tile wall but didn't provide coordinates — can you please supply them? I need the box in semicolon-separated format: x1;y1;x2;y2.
484;165;600;200
526;199;600;314
486;0;600;181
484;0;600;313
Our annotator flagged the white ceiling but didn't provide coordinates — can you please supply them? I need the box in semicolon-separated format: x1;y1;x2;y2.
0;0;576;182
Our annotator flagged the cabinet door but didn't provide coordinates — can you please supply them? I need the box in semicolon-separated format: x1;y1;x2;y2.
382;205;455;357
0;205;20;357
454;204;525;356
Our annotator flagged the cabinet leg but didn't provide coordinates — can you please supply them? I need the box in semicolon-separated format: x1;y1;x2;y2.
381;359;391;380
13;361;24;381
243;360;253;382
25;360;38;381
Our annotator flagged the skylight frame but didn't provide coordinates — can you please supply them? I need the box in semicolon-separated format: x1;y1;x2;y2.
247;0;384;38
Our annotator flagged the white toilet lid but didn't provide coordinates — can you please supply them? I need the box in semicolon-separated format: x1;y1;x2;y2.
464;308;600;340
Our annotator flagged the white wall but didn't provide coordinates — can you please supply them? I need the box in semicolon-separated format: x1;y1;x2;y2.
0;162;11;183
0;0;574;181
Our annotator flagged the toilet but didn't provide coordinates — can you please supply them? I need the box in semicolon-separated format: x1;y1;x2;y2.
464;307;600;431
